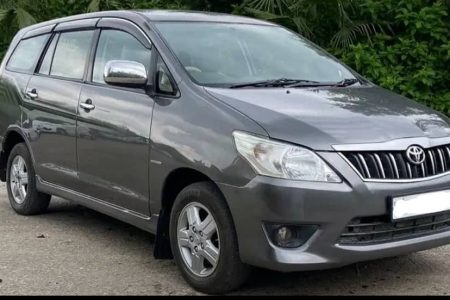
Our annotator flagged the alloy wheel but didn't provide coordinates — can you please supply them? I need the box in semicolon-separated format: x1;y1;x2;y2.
177;202;221;277
9;155;29;204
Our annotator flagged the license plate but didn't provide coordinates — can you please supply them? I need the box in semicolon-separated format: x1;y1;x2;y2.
392;190;450;221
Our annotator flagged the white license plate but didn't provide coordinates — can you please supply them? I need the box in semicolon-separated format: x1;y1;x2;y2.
392;190;450;221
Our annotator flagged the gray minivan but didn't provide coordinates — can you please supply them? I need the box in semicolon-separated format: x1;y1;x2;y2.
2;10;450;294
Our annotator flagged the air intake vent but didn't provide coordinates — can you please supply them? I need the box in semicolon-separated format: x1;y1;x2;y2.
339;212;450;245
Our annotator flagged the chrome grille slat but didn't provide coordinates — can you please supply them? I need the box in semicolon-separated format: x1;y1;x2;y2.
388;153;400;179
373;154;386;179
429;150;436;175
381;153;395;178
342;144;450;181
445;147;450;162
407;163;413;179
437;148;446;172
357;154;371;179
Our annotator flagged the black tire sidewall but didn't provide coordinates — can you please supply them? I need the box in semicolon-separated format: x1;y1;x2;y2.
169;182;249;294
6;143;46;214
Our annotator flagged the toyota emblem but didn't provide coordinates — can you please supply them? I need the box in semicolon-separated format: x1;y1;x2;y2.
406;146;426;165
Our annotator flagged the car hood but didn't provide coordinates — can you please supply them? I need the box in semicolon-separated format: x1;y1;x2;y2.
205;86;450;151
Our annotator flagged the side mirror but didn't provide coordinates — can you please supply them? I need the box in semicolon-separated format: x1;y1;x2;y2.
156;70;176;96
104;60;148;88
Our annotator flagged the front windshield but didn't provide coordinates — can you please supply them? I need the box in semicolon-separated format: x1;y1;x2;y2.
155;22;357;87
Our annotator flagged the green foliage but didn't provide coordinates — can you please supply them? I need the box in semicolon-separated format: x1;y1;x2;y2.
236;0;387;48
179;0;242;12
0;0;41;58
0;0;448;115
336;0;450;115
238;0;450;116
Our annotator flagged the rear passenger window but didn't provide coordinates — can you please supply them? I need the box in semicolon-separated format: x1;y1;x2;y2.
93;30;151;84
7;34;49;73
50;31;94;80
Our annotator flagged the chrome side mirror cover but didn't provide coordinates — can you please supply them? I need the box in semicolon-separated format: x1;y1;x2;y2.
104;60;148;88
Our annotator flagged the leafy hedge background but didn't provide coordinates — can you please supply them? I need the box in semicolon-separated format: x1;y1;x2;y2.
1;0;449;114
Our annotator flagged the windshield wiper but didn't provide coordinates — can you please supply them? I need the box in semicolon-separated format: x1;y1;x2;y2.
229;78;320;89
335;78;360;87
229;78;361;89
287;78;361;88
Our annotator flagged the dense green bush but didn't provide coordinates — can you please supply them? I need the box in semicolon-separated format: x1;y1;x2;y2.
336;0;450;115
239;0;450;115
0;0;448;115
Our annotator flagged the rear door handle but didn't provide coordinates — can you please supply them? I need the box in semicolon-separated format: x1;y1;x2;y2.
80;99;95;112
26;89;38;100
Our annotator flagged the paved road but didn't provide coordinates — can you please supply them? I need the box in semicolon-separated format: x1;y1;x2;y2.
0;183;450;295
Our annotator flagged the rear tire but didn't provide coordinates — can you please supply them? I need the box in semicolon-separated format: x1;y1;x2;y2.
6;143;51;215
170;182;251;294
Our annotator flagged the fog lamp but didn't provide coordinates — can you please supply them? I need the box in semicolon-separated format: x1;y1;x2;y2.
265;224;318;249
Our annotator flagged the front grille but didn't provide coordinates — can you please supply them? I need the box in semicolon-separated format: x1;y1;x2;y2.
342;145;450;180
339;211;450;245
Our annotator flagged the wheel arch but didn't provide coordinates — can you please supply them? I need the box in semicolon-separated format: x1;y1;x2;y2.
1;127;32;182
154;167;229;259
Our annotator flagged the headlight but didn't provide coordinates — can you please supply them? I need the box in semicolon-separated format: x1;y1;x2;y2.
233;131;341;183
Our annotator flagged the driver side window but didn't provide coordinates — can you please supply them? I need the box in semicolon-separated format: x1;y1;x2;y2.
93;29;152;84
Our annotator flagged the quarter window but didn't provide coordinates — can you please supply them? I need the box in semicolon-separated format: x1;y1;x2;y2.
7;34;50;73
93;30;151;84
156;55;177;96
50;30;94;80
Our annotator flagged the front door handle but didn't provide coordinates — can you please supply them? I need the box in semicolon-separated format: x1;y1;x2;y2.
26;89;38;100
80;99;95;112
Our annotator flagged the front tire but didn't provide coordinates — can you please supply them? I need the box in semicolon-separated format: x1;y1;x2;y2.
170;182;250;294
6;143;51;215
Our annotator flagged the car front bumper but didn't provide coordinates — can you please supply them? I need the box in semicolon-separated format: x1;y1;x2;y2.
218;152;450;272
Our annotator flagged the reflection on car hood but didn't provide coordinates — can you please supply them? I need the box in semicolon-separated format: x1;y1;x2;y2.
205;86;450;151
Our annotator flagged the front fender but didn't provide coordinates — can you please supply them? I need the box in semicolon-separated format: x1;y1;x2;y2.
148;83;267;215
